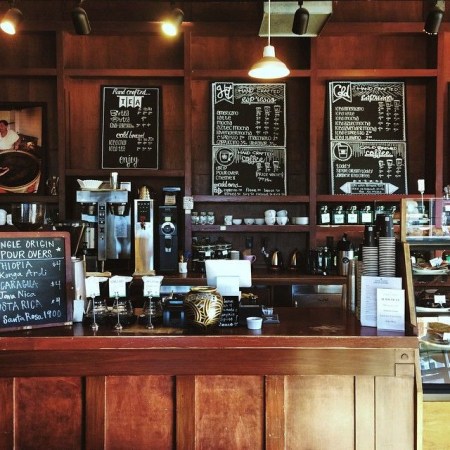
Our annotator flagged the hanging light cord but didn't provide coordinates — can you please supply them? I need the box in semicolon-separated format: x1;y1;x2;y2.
268;0;271;47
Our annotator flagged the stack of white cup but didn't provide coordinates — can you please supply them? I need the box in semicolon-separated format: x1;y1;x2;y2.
264;209;276;225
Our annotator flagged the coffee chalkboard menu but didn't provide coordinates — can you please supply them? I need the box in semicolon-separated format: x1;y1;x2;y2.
0;232;72;332
101;86;160;169
328;81;408;194
211;82;287;196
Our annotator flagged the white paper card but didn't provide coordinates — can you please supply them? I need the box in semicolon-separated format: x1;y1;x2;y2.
376;288;405;331
360;276;402;327
216;276;240;296
85;276;103;298
434;295;446;305
142;275;164;297
108;276;133;298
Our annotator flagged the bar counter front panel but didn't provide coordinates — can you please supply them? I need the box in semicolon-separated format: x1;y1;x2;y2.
0;308;419;450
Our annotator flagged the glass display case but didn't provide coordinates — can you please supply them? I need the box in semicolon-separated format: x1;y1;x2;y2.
401;198;450;393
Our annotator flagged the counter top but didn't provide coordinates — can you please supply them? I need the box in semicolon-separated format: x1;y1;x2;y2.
0;308;418;352
159;270;347;286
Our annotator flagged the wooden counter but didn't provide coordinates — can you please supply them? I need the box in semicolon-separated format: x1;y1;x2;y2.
0;308;420;450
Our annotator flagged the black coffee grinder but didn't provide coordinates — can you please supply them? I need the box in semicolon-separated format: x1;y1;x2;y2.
157;187;181;272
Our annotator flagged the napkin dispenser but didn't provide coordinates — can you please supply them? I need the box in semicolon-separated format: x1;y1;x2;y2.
162;297;185;328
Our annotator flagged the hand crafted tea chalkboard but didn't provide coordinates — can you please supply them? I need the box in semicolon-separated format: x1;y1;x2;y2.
0;231;73;332
211;82;287;196
328;81;408;195
101;86;160;169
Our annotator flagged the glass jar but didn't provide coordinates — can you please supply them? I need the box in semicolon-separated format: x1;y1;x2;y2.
346;205;359;224
318;205;331;225
359;205;373;224
332;205;345;225
199;211;207;225
110;298;135;328
84;298;109;327
191;211;199;225
207;211;215;225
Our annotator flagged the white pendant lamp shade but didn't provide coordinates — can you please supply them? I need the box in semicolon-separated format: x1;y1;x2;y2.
248;44;290;79
249;0;290;79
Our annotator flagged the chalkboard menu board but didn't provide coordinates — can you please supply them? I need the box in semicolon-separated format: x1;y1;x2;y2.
0;232;72;332
211;82;287;196
328;81;408;194
101;86;160;169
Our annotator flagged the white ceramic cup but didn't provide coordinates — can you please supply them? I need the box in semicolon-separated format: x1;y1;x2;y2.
247;316;263;330
224;215;233;225
255;218;265;225
178;262;188;274
244;218;255;225
0;209;7;226
230;250;240;260
232;218;242;225
276;216;288;225
296;217;309;225
243;254;256;263
264;209;276;218
276;210;288;217
265;216;276;225
6;214;12;225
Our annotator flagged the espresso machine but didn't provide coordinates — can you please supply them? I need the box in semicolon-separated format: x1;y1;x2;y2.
76;188;131;272
133;186;155;275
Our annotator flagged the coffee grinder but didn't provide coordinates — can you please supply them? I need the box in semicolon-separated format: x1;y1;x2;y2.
158;187;181;272
133;186;155;275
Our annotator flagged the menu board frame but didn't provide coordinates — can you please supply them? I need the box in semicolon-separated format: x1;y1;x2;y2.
101;85;161;170
328;80;408;195
0;231;73;332
211;81;287;196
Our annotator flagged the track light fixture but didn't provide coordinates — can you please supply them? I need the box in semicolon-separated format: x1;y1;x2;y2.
249;0;290;79
161;6;184;37
424;0;445;35
72;0;91;35
0;0;23;35
292;1;309;35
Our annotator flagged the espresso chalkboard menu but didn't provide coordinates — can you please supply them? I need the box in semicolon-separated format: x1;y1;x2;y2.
101;86;160;169
328;81;408;194
0;231;72;332
211;82;287;196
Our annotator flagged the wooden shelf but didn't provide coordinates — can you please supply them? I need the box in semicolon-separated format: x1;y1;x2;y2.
66;169;184;178
316;69;438;79
0;195;59;204
63;69;185;78
193;195;310;203
317;194;436;203
192;224;310;233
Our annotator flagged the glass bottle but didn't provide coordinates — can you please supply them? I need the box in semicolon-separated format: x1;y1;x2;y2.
207;211;215;225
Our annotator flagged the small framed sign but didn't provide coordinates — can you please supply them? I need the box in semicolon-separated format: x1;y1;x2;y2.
101;86;160;169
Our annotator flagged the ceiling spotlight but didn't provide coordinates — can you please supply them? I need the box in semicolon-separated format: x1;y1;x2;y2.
424;1;445;35
72;0;91;35
249;0;290;79
161;7;184;37
0;1;23;35
292;1;309;35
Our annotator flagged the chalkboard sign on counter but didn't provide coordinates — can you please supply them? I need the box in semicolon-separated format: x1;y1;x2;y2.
0;232;72;332
101;86;160;169
211;82;287;196
328;81;408;195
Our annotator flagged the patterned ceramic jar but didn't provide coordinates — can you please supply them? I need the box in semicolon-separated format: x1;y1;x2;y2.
184;286;223;330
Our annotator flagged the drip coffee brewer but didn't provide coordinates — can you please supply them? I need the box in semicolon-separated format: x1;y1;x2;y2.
11;202;46;231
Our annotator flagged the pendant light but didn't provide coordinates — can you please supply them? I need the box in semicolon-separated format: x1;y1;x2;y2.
0;0;23;35
72;0;91;35
161;6;184;37
249;0;290;79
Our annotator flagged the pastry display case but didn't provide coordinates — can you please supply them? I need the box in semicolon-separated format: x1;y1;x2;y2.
401;198;450;393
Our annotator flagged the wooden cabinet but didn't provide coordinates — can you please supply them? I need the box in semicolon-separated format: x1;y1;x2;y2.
1;5;449;268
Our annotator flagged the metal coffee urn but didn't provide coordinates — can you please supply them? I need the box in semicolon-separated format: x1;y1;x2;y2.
133;186;155;275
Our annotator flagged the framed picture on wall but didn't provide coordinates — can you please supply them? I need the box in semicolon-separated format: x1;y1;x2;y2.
0;102;47;194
